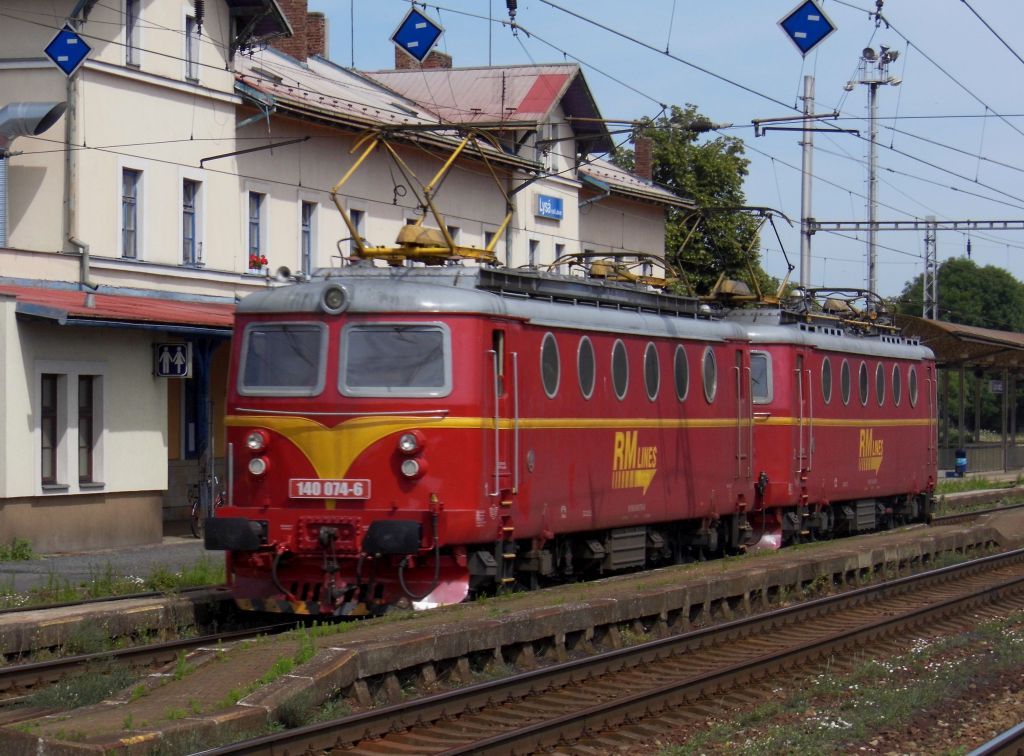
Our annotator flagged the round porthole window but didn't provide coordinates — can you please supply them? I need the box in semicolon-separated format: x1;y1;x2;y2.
821;357;833;404
577;336;595;399
702;347;717;403
841;359;851;405
909;366;919;407
541;332;560;399
674;345;689;401
892;364;902;406
858;361;869;406
644;343;660;401
875;363;885;406
612;339;629;400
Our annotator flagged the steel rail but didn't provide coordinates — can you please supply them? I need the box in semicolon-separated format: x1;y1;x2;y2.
0;585;227;618
967;721;1024;756
196;547;1024;755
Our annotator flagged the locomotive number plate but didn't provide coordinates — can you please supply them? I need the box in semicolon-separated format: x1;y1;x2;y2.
288;479;371;499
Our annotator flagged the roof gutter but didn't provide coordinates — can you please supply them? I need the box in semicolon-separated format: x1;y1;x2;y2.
578;173;611;209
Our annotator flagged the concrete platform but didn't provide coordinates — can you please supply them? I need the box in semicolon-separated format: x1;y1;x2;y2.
2;509;1023;754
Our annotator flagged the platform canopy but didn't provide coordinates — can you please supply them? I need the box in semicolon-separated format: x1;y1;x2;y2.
897;315;1024;371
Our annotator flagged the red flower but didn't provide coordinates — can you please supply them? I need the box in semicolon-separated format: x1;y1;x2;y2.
249;254;268;269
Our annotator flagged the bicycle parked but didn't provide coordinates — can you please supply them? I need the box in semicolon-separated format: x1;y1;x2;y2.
188;475;225;539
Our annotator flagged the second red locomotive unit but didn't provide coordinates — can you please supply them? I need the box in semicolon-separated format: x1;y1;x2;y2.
206;259;937;616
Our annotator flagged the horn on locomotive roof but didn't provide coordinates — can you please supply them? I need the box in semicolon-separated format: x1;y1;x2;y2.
547;251;683;291
329;129;513;267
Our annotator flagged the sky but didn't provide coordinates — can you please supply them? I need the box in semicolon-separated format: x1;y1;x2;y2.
308;0;1024;301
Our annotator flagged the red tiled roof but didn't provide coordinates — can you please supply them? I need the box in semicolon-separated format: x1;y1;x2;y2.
0;285;235;329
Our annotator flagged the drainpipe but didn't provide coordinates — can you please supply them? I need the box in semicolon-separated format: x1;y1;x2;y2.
62;76;95;291
0;155;7;247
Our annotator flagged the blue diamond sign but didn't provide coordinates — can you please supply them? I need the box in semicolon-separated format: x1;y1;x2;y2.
44;25;91;77
391;7;444;63
779;0;837;56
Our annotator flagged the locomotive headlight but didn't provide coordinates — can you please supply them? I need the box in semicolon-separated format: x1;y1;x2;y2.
245;430;269;452
397;432;422;454
320;284;349;315
400;458;421;478
248;456;269;476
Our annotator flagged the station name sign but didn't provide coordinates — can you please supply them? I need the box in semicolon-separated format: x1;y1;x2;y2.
535;194;564;221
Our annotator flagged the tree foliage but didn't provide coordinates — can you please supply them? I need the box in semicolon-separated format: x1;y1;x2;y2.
895;257;1024;331
613;104;768;293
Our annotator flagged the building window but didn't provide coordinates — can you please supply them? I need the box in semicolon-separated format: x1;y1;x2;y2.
529;239;539;269
185;14;200;81
122;168;141;259
41;374;59;485
182;179;200;264
301;201;316;275
248;191;265;270
446;225;461;247
484;230;496;250
554;243;566;274
125;0;141;66
348;208;365;258
78;376;96;483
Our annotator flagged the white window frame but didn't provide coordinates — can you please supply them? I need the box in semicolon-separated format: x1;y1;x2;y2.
118;158;146;260
528;238;540;269
184;8;200;82
124;0;142;67
35;360;107;495
180;168;205;266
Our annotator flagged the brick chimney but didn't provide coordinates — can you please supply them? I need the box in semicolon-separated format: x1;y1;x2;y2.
633;135;653;182
307;12;327;58
394;48;453;70
271;1;329;61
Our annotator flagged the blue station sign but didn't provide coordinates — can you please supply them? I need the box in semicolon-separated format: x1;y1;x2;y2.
778;0;837;57
44;25;91;78
391;8;444;64
536;194;564;221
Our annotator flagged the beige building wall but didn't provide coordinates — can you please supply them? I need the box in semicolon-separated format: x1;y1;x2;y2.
580;197;667;258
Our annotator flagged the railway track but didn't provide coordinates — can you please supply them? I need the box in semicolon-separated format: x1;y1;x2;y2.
0;585;226;617
0;622;296;714
197;547;1024;755
933;500;1024;526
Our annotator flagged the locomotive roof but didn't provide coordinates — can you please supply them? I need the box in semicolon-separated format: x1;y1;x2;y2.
237;266;934;360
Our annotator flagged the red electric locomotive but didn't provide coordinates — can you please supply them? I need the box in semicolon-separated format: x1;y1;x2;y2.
205;262;936;617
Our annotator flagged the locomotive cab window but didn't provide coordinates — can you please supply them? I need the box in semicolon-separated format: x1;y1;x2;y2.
750;351;772;404
541;332;560;399
702;347;717;403
340;322;451;397
239;322;327;396
578;336;595;399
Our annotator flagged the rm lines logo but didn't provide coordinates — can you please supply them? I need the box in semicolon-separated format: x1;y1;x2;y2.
858;428;884;473
612;431;657;494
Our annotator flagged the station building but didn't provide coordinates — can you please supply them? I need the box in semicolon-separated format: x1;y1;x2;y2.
0;0;692;550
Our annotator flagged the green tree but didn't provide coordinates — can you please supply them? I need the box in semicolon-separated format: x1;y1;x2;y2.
896;257;1024;437
613;104;767;294
895;257;1024;331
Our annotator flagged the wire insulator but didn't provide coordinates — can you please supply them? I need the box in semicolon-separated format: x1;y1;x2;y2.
506;0;517;21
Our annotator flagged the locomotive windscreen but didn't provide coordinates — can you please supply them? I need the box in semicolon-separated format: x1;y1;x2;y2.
340;323;451;397
239;322;326;396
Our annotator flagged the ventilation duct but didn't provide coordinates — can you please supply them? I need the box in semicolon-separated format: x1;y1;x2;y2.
0;101;66;247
